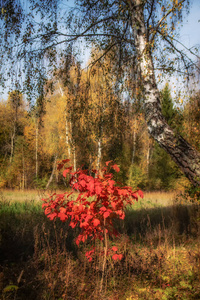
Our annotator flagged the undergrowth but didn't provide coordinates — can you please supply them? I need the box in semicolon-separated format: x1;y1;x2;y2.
0;190;200;299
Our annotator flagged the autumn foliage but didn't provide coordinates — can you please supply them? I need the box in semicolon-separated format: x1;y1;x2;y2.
42;160;143;261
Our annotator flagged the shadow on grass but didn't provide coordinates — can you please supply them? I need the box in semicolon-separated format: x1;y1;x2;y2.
0;201;79;263
124;203;199;238
0;200;199;263
0;200;199;300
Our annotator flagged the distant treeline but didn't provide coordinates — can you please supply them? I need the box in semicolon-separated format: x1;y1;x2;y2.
0;64;199;190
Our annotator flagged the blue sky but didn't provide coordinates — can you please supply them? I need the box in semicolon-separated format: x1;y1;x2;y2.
179;0;200;50
163;0;200;102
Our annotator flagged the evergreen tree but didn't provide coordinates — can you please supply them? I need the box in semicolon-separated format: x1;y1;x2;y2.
161;83;175;127
149;84;183;190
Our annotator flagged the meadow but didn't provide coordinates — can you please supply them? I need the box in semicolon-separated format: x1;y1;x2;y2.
0;189;199;300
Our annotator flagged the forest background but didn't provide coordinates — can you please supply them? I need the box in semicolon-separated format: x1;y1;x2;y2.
0;0;200;192
0;67;199;191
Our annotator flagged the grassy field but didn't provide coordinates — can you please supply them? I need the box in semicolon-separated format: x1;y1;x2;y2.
0;189;200;299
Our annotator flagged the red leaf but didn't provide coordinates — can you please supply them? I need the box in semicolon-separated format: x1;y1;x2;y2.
103;211;110;218
131;193;138;200
58;212;67;221
112;254;123;261
90;201;96;210
85;214;93;222
87;256;92;262
138;190;144;198
60;207;66;213
48;212;57;220
112;246;118;252
120;212;125;220
63;167;73;178
79;180;86;187
62;159;70;163
74;182;79;190
42;203;48;209
106;160;113;166
112;164;120;172
69;221;76;228
116;210;122;216
80;221;89;228
112;254;119;260
92;218;100;227
57;159;70;170
111;201;117;210
85;248;95;261
95;184;102;195
118;189;127;196
87;179;94;193
78;204;84;211
100;206;107;212
57;163;64;171
108;179;115;188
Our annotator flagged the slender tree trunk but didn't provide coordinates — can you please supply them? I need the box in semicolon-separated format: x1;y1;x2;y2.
35;119;39;178
10;128;16;163
58;81;72;159
73;144;77;172
22;144;25;190
131;119;137;164
129;0;200;186
65;114;71;158
10;95;19;163
46;155;58;189
58;81;64;97
97;138;102;171
146;138;151;178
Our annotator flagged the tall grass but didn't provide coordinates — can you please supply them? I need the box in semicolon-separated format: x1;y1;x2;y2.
0;189;199;299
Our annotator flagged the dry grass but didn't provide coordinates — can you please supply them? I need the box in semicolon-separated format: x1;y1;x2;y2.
0;189;44;203
0;189;72;203
0;189;176;205
0;189;200;299
142;191;176;207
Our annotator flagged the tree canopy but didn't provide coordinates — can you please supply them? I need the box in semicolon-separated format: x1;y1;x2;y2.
0;0;198;95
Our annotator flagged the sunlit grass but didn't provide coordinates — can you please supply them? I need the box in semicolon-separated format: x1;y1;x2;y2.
0;189;44;202
142;191;176;206
0;189;199;299
0;189;176;204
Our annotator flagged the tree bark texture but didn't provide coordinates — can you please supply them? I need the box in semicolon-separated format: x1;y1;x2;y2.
129;0;200;186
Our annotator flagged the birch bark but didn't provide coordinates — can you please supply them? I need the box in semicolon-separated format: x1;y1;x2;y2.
46;155;58;189
35;118;39;178
128;0;200;186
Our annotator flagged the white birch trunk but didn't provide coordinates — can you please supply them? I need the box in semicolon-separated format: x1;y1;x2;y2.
146;139;151;177
96;138;102;172
22;144;25;190
73;144;77;172
131;119;137;164
65;114;71;158
35;119;38;178
129;0;200;186
58;81;72;159
46;155;58;190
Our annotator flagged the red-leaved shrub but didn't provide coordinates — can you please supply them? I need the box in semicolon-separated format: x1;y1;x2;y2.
42;160;143;261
